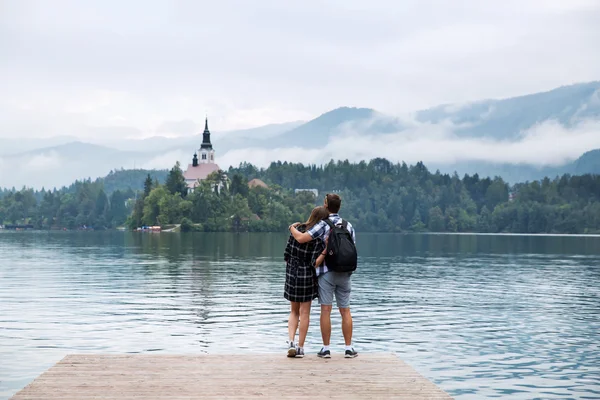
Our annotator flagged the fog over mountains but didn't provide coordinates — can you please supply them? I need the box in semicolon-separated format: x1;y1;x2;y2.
1;81;600;189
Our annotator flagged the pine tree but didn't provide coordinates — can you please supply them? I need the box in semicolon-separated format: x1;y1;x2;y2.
165;162;187;198
143;174;153;198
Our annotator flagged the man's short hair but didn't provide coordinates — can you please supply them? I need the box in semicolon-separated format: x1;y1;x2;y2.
325;193;341;213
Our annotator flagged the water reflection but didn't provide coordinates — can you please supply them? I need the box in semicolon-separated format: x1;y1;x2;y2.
1;231;599;399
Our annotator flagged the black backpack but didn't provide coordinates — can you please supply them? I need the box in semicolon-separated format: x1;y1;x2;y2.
324;219;358;273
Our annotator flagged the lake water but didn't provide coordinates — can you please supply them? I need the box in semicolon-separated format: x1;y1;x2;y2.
1;232;599;399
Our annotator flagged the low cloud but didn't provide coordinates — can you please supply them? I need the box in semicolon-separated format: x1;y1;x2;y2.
338;118;600;167
2;117;599;190
0;151;67;189
219;118;600;169
140;150;191;170
21;151;63;171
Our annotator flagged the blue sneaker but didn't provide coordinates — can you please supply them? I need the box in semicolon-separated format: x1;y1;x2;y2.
317;348;331;358
345;348;358;358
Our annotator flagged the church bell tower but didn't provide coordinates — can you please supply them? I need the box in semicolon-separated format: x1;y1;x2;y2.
198;117;215;164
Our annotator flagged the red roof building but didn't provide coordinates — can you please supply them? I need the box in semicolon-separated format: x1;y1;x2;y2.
248;178;268;189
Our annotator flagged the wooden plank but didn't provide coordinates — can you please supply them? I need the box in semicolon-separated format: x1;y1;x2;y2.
11;353;453;399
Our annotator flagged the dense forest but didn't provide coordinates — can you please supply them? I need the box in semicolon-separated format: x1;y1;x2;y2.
0;169;167;229
2;158;600;233
227;159;600;234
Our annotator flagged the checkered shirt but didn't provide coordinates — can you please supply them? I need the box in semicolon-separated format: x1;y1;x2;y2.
307;214;356;276
284;224;326;267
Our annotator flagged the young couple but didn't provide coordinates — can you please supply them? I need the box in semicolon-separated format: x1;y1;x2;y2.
283;193;357;359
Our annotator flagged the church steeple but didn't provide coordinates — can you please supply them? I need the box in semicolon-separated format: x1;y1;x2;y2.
201;117;212;150
198;116;215;164
183;117;222;194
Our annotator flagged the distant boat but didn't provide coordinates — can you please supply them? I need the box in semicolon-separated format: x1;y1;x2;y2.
137;225;161;232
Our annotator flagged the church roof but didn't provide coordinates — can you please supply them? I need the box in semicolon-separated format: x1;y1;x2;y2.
183;163;221;184
248;178;268;188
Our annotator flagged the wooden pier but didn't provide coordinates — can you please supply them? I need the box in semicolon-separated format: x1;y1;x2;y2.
10;353;453;399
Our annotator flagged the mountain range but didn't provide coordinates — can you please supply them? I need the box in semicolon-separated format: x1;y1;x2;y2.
1;81;599;189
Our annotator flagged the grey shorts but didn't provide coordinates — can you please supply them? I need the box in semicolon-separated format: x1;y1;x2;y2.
318;271;352;308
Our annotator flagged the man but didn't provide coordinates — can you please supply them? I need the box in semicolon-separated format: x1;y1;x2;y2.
289;193;358;358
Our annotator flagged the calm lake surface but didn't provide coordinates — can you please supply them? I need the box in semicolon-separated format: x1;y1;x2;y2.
1;232;599;399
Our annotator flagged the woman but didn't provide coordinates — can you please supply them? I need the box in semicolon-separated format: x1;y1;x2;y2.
284;206;329;358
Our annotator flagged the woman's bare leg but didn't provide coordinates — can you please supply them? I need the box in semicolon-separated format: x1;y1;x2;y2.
288;302;300;343
298;301;312;348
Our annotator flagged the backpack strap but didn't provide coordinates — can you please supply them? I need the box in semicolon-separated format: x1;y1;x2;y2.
325;218;344;230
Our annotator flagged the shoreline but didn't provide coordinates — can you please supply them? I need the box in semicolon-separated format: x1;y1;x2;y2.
2;228;600;237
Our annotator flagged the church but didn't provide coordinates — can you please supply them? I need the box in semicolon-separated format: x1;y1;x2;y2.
183;117;222;192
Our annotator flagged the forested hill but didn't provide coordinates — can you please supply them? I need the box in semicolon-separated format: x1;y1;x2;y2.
0;169;168;200
2;159;600;234
229;159;600;234
0;169;168;229
99;169;169;195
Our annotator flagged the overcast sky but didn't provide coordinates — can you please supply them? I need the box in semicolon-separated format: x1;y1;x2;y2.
1;0;600;140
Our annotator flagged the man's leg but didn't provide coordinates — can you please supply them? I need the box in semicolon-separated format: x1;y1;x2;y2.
339;307;352;345
335;272;357;357
320;304;332;346
317;273;334;357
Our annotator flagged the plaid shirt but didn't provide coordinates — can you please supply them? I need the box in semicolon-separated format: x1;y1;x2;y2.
307;214;356;276
284;224;326;267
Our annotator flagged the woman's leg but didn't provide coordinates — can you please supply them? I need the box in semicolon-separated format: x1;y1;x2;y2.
298;301;312;348
288;302;300;343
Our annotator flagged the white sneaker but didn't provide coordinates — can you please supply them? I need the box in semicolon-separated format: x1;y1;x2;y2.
287;341;296;358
